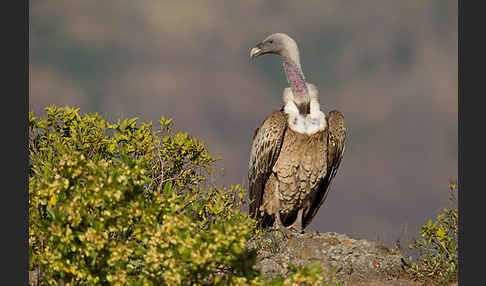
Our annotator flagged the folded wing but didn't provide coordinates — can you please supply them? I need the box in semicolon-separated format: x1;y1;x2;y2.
303;110;346;228
248;110;288;222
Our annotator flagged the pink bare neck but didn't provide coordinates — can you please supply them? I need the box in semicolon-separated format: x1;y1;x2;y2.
282;56;310;114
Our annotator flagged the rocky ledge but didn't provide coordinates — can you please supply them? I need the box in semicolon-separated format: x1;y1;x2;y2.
246;229;417;286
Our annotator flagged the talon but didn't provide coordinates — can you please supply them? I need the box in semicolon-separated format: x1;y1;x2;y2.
278;226;292;239
289;226;304;234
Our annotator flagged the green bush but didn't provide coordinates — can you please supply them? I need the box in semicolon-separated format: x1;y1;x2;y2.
29;106;324;285
404;182;458;285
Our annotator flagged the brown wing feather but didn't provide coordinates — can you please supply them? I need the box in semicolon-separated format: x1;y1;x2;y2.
248;110;287;220
303;110;346;228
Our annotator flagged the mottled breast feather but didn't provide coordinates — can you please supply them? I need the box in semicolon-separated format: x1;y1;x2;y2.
303;110;346;228
248;110;288;220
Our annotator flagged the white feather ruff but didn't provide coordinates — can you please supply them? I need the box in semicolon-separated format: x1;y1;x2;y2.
283;83;327;135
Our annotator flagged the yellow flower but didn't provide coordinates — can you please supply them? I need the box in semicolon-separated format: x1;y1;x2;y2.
48;194;57;208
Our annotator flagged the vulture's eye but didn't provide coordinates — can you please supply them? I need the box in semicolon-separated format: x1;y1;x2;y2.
269;40;273;44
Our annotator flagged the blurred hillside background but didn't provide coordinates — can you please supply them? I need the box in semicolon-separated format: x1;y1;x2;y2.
30;0;457;247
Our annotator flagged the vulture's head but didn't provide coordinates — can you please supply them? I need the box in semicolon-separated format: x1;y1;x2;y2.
250;33;299;60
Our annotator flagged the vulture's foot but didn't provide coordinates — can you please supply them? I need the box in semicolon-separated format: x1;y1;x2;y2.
288;209;304;234
273;212;292;238
275;225;293;238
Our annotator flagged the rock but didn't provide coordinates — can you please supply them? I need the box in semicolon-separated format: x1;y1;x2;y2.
247;229;417;285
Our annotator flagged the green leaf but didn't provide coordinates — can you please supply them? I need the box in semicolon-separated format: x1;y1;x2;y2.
163;181;172;195
46;206;56;220
91;252;98;267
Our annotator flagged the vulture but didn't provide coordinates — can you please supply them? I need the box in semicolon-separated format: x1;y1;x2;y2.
248;33;346;233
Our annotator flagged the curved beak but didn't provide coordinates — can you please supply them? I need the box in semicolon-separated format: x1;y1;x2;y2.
249;42;263;60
